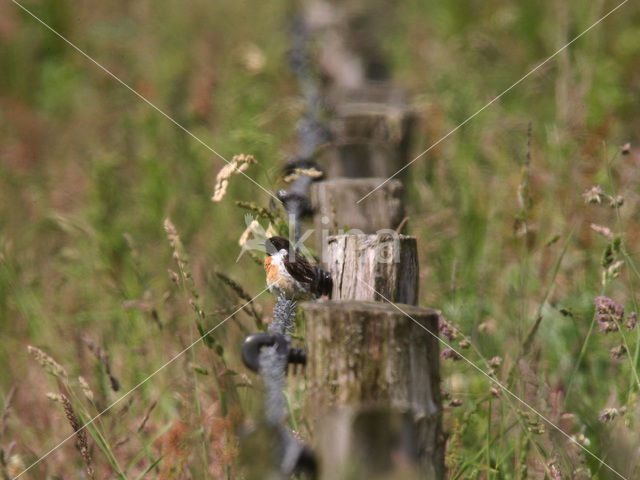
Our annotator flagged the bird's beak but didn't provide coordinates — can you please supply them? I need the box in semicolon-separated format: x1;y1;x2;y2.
258;242;265;246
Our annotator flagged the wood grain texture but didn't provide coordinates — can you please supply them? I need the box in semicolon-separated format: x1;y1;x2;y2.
302;300;444;479
310;178;405;237
322;233;418;305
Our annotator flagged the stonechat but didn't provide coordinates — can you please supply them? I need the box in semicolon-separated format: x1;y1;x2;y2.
263;236;332;300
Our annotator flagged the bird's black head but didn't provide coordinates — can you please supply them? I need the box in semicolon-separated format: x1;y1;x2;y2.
265;236;292;255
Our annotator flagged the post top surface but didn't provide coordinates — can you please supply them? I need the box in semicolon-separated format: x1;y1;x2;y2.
314;177;403;188
301;299;438;318
327;233;415;241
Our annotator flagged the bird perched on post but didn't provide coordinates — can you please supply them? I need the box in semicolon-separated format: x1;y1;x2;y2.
263;236;332;300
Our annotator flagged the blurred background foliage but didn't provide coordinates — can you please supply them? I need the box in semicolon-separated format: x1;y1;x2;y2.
1;0;640;478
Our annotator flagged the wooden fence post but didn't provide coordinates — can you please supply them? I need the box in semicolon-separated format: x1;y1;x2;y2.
296;7;443;477
302;300;445;479
303;210;441;479
324;233;419;305
321;84;414;180
309;177;405;239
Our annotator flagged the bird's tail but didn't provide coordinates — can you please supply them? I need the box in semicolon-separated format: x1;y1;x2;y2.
311;266;333;299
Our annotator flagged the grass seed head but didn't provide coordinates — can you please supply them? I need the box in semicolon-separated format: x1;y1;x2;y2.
46;392;65;403
59;394;94;479
283;167;323;183
27;346;68;380
212;154;256;202
589;223;613;241
78;376;94;402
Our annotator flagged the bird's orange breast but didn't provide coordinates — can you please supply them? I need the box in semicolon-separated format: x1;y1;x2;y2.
264;256;280;285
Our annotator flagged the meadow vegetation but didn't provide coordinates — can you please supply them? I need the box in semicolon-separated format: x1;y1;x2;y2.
1;0;639;478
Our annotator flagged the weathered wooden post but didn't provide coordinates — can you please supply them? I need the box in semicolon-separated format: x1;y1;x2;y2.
297;4;443;476
310;177;405;236
321;84;414;180
303;180;443;479
324;234;419;305
303;300;444;479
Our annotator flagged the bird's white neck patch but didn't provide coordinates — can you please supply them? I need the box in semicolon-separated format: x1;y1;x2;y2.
272;248;293;261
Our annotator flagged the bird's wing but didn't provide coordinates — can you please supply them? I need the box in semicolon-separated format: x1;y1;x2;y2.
284;253;316;284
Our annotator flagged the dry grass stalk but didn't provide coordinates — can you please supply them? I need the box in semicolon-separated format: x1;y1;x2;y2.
137;399;158;433
238;218;261;247
212;154;256;202
163;218;179;250
46;392;65;403
78;376;94;402
168;268;180;285
164;219;190;282
590;223;614;241
265;222;278;238
0;386;15;439
213;271;263;328
81;335;120;392
114;436;130;449
27;346;68;380
237;214;278;248
164;218;208;325
283;167;323;183
235;200;278;223
164;218;188;274
59;394;95;480
214;272;254;303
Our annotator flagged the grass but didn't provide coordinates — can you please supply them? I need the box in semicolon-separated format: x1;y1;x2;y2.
1;0;640;478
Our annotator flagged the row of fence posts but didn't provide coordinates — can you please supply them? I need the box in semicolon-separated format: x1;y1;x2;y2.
245;2;445;478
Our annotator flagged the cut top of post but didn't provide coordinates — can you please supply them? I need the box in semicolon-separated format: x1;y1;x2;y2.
322;233;419;305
